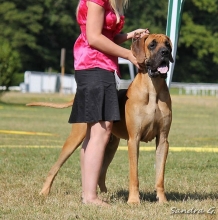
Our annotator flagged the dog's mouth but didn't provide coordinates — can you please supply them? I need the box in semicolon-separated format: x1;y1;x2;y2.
147;61;169;79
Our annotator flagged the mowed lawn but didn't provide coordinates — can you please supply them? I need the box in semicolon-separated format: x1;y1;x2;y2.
0;92;218;220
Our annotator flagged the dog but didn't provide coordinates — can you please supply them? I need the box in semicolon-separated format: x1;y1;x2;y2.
27;33;174;204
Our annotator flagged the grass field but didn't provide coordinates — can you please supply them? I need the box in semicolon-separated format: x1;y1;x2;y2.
0;92;218;220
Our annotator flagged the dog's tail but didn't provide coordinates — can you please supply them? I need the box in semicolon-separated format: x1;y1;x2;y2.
26;100;74;108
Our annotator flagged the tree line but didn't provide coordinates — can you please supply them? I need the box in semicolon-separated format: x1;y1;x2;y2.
0;0;218;89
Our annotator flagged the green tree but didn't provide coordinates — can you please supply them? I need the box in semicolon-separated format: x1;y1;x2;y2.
0;0;218;83
124;0;218;83
173;0;218;82
0;39;21;90
0;0;79;74
122;0;168;48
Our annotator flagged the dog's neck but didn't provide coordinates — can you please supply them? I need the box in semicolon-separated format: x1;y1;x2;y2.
127;70;169;103
140;69;167;94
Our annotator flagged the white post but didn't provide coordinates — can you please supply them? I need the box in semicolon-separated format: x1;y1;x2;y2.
60;48;66;93
166;0;186;88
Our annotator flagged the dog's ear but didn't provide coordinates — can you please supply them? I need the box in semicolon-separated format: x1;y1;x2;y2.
131;34;149;63
170;54;174;63
167;37;174;63
169;52;174;63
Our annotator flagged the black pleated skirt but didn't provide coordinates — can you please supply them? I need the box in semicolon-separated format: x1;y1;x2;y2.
68;68;120;123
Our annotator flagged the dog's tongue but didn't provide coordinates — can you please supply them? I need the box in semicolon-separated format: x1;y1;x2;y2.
157;65;168;74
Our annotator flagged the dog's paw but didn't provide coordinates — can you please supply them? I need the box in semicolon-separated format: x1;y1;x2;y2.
156;194;167;203
39;187;50;196
127;197;140;205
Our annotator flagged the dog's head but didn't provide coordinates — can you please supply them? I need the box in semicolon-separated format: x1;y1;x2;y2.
131;33;174;78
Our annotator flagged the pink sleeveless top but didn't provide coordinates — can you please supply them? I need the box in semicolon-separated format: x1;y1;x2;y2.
73;0;125;73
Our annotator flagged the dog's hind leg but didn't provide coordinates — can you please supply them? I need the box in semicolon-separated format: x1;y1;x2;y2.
155;134;169;203
39;123;86;196
98;134;120;192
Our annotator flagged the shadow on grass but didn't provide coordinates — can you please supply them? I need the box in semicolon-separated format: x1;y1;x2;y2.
112;189;218;202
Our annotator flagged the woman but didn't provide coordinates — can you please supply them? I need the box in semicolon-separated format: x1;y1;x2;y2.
69;0;149;206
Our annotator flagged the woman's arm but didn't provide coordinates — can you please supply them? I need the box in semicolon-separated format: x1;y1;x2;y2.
86;1;141;68
114;29;150;45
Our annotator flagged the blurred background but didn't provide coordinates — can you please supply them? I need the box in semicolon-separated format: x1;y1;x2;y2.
0;0;218;91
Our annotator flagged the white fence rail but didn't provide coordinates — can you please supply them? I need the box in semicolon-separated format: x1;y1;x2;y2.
20;71;77;94
18;58;135;94
171;82;218;96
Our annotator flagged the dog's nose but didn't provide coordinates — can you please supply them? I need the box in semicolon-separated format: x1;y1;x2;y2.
161;48;169;56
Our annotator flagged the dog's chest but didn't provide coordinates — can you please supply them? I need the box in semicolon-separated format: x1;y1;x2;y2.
140;100;171;142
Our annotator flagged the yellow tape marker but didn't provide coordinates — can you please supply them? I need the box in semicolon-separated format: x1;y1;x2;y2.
169;147;218;152
0;145;218;152
0;145;60;149
0;130;55;136
119;146;218;152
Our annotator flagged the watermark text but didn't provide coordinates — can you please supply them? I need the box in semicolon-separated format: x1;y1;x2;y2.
171;207;216;215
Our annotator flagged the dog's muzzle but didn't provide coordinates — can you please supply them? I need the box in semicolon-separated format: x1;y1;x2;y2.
147;62;169;79
146;48;171;79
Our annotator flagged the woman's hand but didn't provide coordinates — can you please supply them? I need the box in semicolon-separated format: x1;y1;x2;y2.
114;28;150;45
125;29;150;69
127;28;150;39
126;50;141;69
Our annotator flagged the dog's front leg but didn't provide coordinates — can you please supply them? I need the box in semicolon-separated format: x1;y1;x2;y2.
127;137;140;204
155;134;169;203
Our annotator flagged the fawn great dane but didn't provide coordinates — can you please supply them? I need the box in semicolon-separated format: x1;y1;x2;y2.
27;33;174;204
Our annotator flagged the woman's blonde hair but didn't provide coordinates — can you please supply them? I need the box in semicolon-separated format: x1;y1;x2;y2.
109;0;129;22
76;0;129;23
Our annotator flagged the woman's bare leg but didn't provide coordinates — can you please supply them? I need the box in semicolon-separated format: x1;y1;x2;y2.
81;121;113;206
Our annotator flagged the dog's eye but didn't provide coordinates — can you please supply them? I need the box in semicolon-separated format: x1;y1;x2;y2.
148;40;157;50
165;41;171;50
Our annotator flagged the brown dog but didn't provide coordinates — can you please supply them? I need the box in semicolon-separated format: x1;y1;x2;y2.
27;33;173;204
